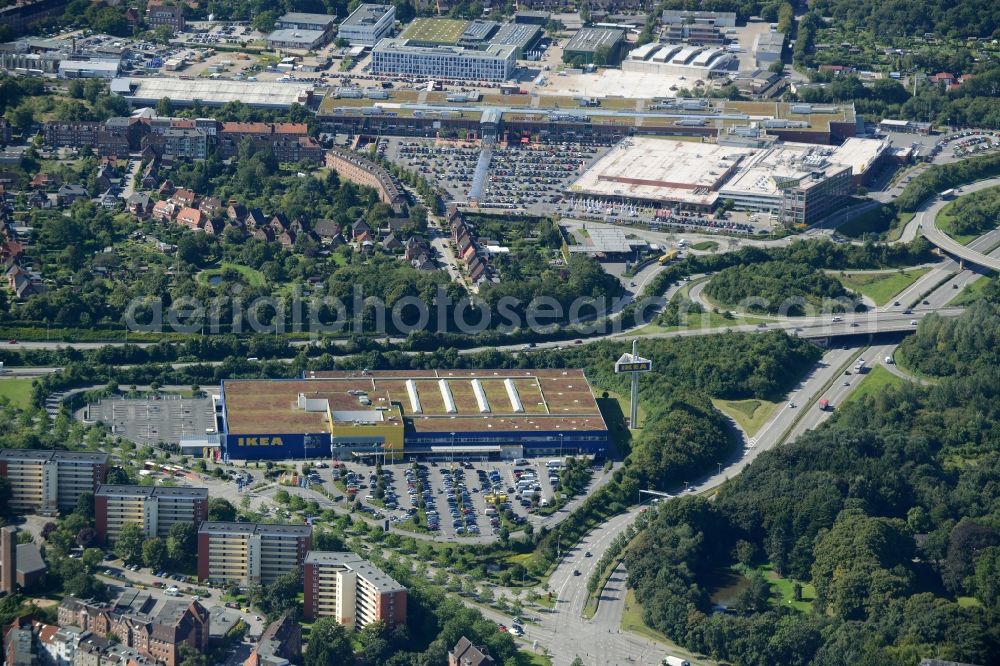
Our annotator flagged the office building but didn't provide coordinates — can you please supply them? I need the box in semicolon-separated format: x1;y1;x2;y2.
337;4;396;46
562;28;626;66
0;449;108;513
197;522;312;585
371;39;516;82
303;552;406;630
457;20;499;48
145;2;185;33
95;485;208;544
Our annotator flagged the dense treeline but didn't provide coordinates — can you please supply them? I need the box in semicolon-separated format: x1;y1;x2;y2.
898;300;1000;376
897;152;1000;212
809;0;1000;39
938;186;1000;237
624;301;1000;666
629;238;934;325
703;261;858;315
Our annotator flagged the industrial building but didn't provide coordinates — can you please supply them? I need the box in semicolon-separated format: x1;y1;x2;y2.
0;449;109;513
303;552;407;629
57;57;121;79
489;23;542;58
753;31;785;68
562;28;626;65
370;40;516;81
215;369;609;462
661;10;736;27
111;77;319;109
623;43;737;78
569;135;888;224
95;485;208;544
196;522;312;585
275;12;337;31
337;4;396;46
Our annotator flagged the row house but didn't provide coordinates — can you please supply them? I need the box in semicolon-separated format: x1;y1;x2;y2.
449;206;489;283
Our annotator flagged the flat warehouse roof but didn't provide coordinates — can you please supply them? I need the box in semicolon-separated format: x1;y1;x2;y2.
113;77;313;107
223;370;607;436
564;27;625;53
569;138;754;206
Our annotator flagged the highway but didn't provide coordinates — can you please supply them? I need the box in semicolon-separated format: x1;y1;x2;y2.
918;177;1000;271
494;344;869;665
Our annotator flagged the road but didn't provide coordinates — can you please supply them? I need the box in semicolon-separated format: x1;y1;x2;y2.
918;177;1000;271
501;344;868;665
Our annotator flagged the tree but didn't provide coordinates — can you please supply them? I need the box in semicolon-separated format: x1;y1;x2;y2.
105;466;132;485
75;491;95;520
156;97;172;117
972;546;1000;609
167;522;197;567
942;520;1000;595
76;527;99;548
177;644;207;666
252;10;278;33
142;537;167;570
208;497;237;522
115;523;145;564
303;617;354;666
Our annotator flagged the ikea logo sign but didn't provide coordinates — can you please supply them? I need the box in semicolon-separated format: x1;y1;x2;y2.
235;437;285;447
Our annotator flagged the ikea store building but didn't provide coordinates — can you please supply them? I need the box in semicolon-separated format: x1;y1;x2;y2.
215;369;610;462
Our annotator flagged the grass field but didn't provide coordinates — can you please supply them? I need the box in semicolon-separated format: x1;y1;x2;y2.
689;240;719;251
834;267;931;305
519;653;552;666
400;17;470;45
949;276;992;305
756;564;815;613
0;378;35;409
198;263;267;288
936;199;987;245
712;398;780;437
843;366;909;405
621;590;712;664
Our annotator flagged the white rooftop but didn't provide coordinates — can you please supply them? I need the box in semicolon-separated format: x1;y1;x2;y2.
568;138;754;206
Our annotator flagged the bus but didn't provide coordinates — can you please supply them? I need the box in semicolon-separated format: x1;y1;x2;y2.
941;188;957;200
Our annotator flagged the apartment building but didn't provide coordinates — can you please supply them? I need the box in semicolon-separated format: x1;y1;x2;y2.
94;485;208;544
0;449;108;513
197;523;311;585
43;122;103;149
324;147;406;213
371;40;516;82
303;552;407;630
58;592;209;666
337;4;396;46
216;122;322;163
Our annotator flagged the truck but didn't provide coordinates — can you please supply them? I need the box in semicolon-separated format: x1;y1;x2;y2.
819;398;831;411
663;657;691;666
885;356;894;364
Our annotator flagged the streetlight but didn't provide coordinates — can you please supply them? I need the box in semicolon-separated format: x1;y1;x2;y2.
717;461;722;476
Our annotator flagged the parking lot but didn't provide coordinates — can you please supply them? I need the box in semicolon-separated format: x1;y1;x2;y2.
385;139;610;213
79;395;216;446
322;458;573;538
